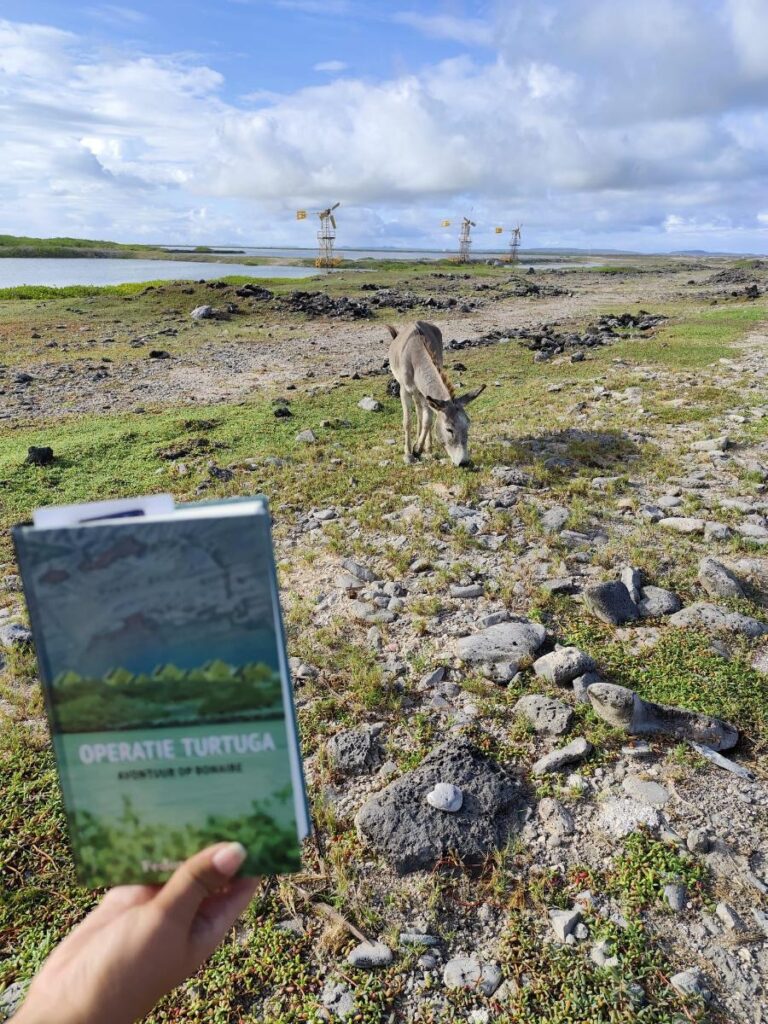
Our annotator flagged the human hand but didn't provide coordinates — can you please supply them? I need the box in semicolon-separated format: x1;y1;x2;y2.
15;842;257;1024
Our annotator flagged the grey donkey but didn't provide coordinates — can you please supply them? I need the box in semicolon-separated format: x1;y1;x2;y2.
387;321;485;466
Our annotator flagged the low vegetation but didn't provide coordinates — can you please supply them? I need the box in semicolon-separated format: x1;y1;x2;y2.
1;255;767;1022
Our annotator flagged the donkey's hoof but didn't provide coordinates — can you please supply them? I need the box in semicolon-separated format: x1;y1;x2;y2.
403;453;417;465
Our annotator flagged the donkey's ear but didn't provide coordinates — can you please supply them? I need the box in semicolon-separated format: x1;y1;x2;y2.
426;395;448;411
457;384;486;406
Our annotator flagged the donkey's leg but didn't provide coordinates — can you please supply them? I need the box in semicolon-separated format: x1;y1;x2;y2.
414;399;432;456
423;407;434;453
401;389;416;464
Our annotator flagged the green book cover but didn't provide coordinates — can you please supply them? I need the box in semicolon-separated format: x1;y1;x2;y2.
13;496;310;886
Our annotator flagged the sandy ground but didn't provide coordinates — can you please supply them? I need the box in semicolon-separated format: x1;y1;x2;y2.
0;265;719;421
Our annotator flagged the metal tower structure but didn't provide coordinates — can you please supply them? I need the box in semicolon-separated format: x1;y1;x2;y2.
508;223;522;264
296;202;341;267
457;216;475;263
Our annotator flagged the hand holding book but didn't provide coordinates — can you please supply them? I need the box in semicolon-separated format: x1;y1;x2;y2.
14;842;258;1024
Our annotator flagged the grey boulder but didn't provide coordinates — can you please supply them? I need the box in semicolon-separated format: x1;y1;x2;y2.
540;505;569;533
443;957;502;996
698;557;745;599
347;941;393;969
533;646;596;685
455;619;546;670
583;582;640;625
513;694;573;735
637;586;681;617
326;727;382;775
668;602;767;638
532;737;592;776
0;622;32;648
355;740;522;874
358;396;382;412
587;681;738;751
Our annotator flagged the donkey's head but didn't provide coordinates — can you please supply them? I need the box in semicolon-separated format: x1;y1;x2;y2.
426;386;486;466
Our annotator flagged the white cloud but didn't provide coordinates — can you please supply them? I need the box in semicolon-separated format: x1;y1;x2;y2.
1;5;767;251
313;60;348;73
393;11;494;47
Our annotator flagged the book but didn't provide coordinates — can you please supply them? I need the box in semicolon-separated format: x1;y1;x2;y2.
13;493;310;886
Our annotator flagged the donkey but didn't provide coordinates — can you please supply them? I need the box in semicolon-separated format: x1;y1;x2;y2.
387;321;485;467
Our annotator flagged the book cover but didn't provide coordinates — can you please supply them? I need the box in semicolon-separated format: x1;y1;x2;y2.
13;499;309;886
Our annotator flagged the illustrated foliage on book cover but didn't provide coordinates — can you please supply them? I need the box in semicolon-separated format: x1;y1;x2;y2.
17;511;304;884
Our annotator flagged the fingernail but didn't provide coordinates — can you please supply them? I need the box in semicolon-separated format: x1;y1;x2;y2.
212;842;247;876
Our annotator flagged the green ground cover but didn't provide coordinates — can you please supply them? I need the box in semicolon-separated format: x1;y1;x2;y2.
1;273;766;1021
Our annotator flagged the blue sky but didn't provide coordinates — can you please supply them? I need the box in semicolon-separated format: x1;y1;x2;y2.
1;1;767;252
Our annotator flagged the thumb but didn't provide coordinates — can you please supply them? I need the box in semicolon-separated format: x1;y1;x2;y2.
154;842;247;926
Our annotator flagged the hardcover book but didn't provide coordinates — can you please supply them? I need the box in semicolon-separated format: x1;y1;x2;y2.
13;494;310;886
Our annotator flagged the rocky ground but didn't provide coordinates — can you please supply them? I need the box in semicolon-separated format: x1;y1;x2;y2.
1;255;768;1023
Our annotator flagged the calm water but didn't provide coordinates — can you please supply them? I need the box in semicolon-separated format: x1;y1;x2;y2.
165;244;597;269
0;257;322;288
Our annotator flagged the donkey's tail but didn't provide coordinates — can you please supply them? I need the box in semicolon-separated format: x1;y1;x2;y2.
384;324;398;339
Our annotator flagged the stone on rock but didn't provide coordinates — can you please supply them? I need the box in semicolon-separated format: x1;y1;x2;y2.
400;932;439;947
0;983;25;1022
621;566;643;604
532;736;592;776
540;505;570;533
668;602;767;638
513;694;573;735
658;516;705;534
590;940;619;968
455;619;546;669
572;670;602;704
637;586;681;617
341;557;377;582
190;304;215;319
295;429;317;443
715;902;746;932
358;396;382;412
326;727;382;775
450;583;484;599
751;908;768;938
583;581;640;625
549;907;581;942
686;828;712;854
534;646;596;685
355;740;521;874
347;941;393;969
0;622;32;648
698;557;745;599
691;436;729;452
704;521;732;542
596;798;660;838
663;882;687;912
736;522;768;542
587;681;738;751
670;969;711;1003
426;782;463;812
622;775;670;807
443;957;502;997
537;797;575;836
656;494;682;509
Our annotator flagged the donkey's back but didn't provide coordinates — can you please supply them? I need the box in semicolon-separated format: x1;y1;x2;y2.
387;321;444;391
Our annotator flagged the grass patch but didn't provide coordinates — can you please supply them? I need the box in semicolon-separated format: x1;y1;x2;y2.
561;622;768;748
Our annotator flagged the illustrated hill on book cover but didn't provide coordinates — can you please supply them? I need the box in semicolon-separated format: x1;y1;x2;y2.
14;500;309;886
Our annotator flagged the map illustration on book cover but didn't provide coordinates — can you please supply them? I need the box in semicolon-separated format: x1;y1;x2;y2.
14;499;309;886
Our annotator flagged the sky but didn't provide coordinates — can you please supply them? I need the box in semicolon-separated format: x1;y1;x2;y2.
1;0;767;253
